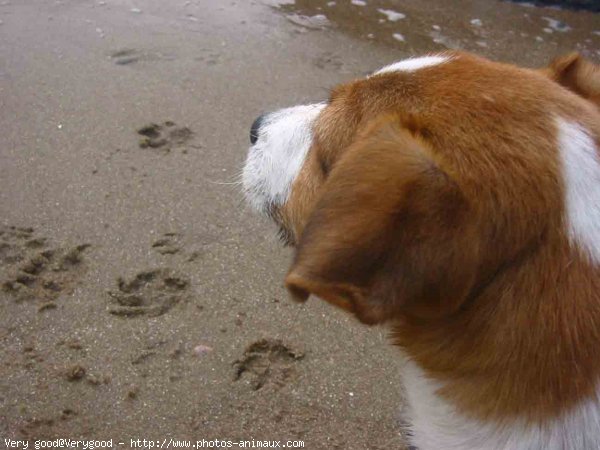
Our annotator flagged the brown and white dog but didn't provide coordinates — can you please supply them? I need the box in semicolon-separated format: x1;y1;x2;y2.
242;51;600;450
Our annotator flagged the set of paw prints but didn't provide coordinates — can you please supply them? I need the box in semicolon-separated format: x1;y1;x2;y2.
0;225;195;318
0;226;89;306
1;225;306;391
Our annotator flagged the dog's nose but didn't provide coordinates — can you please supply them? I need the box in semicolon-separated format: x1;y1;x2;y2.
250;114;265;145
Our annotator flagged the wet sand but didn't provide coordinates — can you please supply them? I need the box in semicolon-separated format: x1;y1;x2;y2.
0;0;598;448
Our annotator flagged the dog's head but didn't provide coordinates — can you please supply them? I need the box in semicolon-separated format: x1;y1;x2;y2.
243;51;600;325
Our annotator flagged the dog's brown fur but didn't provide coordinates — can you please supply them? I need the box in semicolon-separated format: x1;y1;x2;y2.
280;52;600;422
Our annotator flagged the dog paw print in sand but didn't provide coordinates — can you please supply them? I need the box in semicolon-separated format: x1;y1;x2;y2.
107;269;189;317
151;232;204;262
0;225;90;304
136;122;193;153
233;339;305;391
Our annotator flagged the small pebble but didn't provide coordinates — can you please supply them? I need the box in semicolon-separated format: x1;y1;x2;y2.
193;344;213;356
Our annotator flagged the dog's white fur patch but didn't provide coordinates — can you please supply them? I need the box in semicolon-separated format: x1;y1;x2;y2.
558;118;600;264
401;357;600;450
374;55;451;76
243;103;325;214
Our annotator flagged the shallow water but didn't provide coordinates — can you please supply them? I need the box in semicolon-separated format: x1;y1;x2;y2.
271;0;599;66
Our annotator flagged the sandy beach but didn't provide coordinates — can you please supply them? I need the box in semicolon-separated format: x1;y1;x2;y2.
0;0;598;448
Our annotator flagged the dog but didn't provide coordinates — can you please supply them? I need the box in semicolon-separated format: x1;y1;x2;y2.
242;51;600;450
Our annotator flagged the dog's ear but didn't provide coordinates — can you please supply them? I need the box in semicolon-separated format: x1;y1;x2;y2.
542;52;600;107
285;116;481;324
